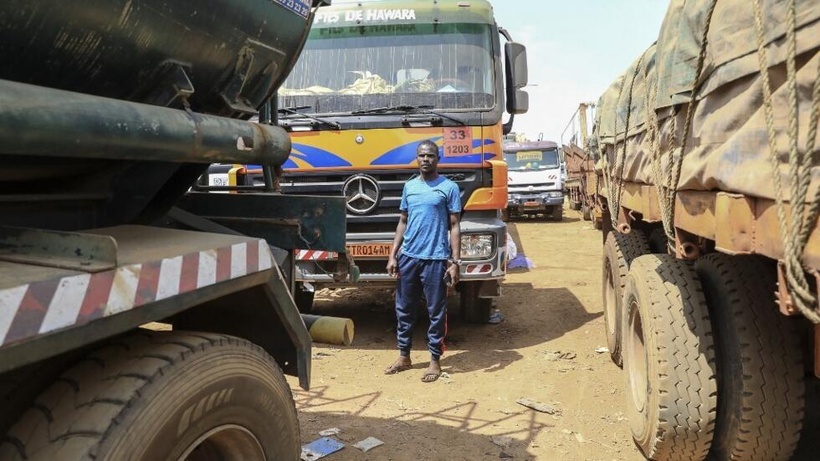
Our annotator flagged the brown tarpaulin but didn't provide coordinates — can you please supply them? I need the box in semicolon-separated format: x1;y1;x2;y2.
595;0;820;203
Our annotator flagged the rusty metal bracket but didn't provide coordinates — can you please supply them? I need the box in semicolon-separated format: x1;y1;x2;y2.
0;225;117;272
333;252;359;283
674;227;701;260
616;206;632;234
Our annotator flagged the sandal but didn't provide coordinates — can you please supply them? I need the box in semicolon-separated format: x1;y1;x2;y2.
384;360;412;375
421;363;441;382
421;371;440;383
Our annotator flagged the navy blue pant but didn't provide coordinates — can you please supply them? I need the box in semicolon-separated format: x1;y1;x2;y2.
395;255;448;360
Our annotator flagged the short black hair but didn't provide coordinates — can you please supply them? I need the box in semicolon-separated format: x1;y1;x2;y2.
417;139;439;157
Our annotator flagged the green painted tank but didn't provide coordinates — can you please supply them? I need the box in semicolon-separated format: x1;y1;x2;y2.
0;0;322;115
0;0;329;231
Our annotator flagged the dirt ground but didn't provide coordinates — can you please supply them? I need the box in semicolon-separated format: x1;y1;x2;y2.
287;208;820;461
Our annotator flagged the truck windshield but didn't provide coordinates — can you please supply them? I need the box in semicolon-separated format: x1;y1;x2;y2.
504;149;561;171
278;23;495;115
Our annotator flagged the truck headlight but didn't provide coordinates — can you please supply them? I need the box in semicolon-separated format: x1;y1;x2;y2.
461;234;494;259
548;191;563;198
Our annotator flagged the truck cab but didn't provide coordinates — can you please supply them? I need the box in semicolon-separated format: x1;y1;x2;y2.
502;140;564;220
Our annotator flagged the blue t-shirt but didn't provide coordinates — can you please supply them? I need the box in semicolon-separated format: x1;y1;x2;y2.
399;175;461;260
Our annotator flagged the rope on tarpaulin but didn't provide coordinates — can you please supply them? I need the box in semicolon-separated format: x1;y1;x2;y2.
661;0;719;247
754;0;820;323
606;54;644;231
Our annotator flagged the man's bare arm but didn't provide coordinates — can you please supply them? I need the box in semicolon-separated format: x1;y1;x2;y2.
387;212;408;276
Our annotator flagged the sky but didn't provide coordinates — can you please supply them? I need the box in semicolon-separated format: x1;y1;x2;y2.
491;0;670;144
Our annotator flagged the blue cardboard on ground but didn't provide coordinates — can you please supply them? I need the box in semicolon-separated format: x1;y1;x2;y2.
301;437;345;460
508;253;535;269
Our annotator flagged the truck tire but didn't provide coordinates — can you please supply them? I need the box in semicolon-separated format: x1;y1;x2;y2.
602;230;649;367
460;281;492;323
294;282;315;314
581;204;592;221
0;331;300;461
0;353;82;440
501;208;509;222
695;254;804;461
622;254;717;461
551;206;563;221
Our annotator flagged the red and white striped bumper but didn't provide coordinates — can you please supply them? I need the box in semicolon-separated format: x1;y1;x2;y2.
0;226;273;348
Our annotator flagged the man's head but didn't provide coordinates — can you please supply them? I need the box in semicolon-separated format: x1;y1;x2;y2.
416;139;440;174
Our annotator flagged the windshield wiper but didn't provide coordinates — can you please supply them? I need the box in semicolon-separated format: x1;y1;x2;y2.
278;106;340;129
352;105;465;125
351;104;419;115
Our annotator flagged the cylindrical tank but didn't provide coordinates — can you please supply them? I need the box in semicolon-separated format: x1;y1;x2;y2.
0;0;321;231
0;0;315;115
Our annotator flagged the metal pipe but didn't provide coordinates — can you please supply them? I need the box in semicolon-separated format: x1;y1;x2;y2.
301;314;355;346
616;223;632;234
0;79;291;166
678;242;700;259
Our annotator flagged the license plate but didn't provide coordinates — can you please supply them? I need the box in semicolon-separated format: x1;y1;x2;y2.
524;201;540;207
346;243;392;258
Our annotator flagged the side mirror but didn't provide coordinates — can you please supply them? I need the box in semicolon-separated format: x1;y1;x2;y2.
504;42;529;115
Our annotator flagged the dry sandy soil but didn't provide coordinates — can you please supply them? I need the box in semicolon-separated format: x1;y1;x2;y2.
287;208;819;461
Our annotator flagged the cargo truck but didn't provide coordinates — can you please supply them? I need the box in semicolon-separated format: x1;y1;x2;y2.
228;0;529;324
578;0;820;460
0;1;346;459
563;102;604;227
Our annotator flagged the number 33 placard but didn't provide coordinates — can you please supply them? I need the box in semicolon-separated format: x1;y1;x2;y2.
442;127;473;157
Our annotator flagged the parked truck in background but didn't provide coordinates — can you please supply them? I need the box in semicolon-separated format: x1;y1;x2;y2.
241;0;529;323
562;102;603;228
0;1;343;459
502;139;565;221
576;1;820;460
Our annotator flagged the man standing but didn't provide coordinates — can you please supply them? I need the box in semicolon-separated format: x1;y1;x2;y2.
384;139;461;383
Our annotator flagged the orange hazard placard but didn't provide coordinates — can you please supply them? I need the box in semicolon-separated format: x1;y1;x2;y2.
442;127;473;157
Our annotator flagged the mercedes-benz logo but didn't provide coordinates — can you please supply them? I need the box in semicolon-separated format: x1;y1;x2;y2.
342;174;381;215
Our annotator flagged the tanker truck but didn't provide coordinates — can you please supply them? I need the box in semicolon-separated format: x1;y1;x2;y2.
0;1;346;459
582;0;820;460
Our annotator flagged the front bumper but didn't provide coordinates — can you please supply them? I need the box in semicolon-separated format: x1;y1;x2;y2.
507;192;564;212
294;213;508;286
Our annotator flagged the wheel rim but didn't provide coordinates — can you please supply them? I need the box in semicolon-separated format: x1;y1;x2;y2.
180;424;265;461
626;299;647;413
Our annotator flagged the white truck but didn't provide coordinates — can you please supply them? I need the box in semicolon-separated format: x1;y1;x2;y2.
502;140;565;221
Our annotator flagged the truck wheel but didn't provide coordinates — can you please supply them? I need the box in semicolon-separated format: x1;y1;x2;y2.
581;204;592;221
294;282;315;314
460;281;491;323
622;254;717;461
0;331;300;461
696;254;804;461
501;208;509;222
551;207;563;221
0;353;82;440
602;230;649;367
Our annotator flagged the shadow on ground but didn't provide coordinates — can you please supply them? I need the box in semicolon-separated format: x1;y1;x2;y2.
294;387;547;461
312;283;601;375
